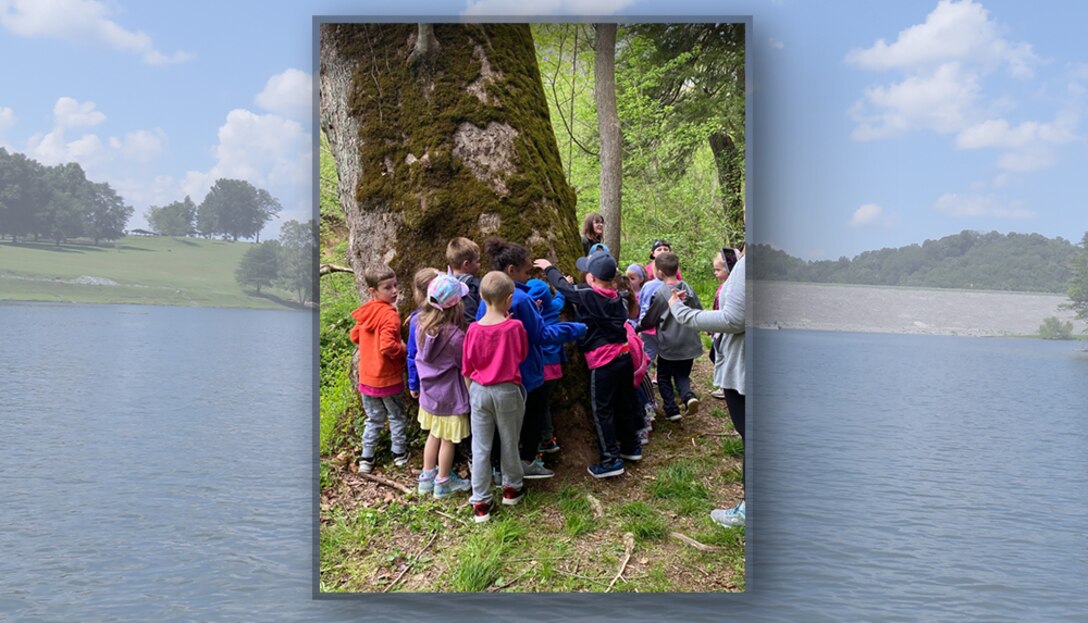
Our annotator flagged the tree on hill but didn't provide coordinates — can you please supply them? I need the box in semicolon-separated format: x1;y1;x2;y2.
147;196;197;237
1064;232;1088;327
0;148;48;242
235;240;281;294
41;162;89;246
277;219;316;304
197;179;282;242
84;181;132;245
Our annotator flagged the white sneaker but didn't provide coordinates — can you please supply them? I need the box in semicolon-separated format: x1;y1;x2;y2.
710;501;745;528
711;388;726;400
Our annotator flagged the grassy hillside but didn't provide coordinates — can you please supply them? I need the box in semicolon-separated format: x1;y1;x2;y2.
0;236;298;309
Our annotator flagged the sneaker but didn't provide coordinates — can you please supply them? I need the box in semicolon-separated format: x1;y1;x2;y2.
711;388;726;400
392;452;409;467
637;428;651;447
685;396;700;416
587;458;625;479
502;485;526;506
538;436;561;454
643;402;657;423
434;473;471;499
619;447;643;461
665;412;683;422
522;458;554;480
358;456;375;474
473;500;495;524
710;501;745;528
417;468;436;494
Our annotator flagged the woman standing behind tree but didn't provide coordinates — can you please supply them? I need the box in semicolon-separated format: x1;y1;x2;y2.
580;212;604;255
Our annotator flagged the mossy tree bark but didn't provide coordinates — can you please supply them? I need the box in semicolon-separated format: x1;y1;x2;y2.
320;23;598;466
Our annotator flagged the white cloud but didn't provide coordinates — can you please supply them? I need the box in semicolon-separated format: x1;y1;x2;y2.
848;203;883;228
933;192;1035;218
53;96;106;128
0;106;14;143
255;69;312;121
181;108;311;202
108;128;167;163
462;0;638;16
26;97;165;174
850;62;979;140
955;116;1077;149
845;0;1038;77
0;0;193;65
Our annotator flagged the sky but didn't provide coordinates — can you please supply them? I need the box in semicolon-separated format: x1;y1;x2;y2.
1;0;1086;260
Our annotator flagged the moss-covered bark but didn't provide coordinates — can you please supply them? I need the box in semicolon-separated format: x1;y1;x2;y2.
321;24;582;299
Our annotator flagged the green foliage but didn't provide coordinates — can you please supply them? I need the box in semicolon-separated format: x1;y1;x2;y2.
235;239;281;294
319;272;362;454
146;196;197;237
0;148;131;245
1038;316;1074;340
197;178;281;242
1064;232;1088;324
532;24;741;303
750;230;1081;293
276;219;316;304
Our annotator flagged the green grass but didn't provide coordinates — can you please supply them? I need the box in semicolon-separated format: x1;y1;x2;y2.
619;501;668;542
0;236;299;309
649;459;712;515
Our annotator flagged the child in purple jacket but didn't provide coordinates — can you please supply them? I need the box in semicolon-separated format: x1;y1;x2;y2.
415;273;473;498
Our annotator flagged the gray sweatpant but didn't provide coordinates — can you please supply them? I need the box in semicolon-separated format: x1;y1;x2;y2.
468;381;525;504
359;393;407;458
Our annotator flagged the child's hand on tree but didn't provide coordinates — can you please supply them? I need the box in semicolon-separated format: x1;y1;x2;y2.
532;258;552;271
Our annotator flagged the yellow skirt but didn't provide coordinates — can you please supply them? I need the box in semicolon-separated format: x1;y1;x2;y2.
418;408;470;443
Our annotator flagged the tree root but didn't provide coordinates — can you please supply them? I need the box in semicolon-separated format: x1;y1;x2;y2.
606;532;635;592
670;531;721;552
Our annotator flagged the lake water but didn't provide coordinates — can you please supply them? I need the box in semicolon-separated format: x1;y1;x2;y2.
1;304;1085;621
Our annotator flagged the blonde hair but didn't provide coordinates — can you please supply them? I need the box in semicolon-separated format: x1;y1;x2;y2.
411;267;441;306
479;270;515;307
416;300;466;348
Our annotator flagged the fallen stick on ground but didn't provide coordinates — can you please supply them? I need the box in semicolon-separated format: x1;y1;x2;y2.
435;510;467;525
356;472;412;495
669;531;721;552
698;432;739;437
607;533;636;592
586;494;604;518
383;530;438;593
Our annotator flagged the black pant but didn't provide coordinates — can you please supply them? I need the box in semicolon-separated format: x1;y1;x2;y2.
589;354;641;462
657;357;695;416
518;384;551;462
723;388;745;486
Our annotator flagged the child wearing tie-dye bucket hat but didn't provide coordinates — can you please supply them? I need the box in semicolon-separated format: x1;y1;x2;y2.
414;272;473;498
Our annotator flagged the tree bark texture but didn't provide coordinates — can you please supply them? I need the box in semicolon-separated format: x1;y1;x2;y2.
593;23;622;260
708;130;744;243
321;24;596;465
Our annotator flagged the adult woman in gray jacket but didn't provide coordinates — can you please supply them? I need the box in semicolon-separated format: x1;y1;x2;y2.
668;253;746;527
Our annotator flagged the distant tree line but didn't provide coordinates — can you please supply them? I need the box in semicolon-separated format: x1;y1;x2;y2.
235;219;316;304
147;178;281;242
0;148;133;245
749;230;1079;294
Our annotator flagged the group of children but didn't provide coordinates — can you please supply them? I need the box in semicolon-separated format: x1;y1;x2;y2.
349;235;721;523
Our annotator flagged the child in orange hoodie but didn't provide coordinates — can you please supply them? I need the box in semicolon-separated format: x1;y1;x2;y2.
349;263;408;473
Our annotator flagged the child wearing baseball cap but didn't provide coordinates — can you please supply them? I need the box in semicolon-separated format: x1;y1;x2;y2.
533;247;644;479
415;272;473;499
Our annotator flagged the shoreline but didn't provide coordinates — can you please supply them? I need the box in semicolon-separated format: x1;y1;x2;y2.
752;280;1086;338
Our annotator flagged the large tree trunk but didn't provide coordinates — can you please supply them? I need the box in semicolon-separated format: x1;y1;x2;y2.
593;23;622;259
320;23;596;468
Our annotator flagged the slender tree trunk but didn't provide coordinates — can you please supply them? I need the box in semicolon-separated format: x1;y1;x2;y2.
594;24;622;259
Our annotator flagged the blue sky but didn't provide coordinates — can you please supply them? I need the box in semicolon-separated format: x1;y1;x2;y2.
1;0;1085;259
